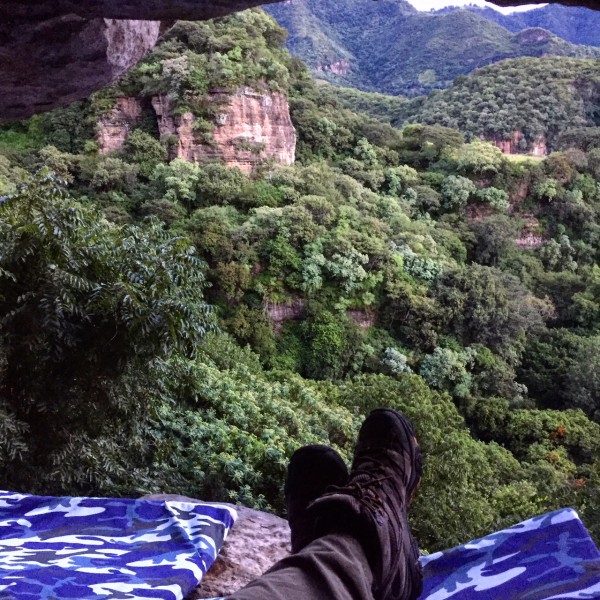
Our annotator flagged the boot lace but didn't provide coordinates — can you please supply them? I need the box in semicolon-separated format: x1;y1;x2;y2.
332;449;407;514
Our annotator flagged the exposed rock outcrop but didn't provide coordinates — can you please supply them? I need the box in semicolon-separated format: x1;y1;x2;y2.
0;0;281;120
194;505;290;598
154;87;296;173
316;61;351;76
347;309;376;330
489;131;547;157
515;214;544;249
492;132;521;155
97;97;144;154
267;298;306;333
98;88;296;170
142;494;290;598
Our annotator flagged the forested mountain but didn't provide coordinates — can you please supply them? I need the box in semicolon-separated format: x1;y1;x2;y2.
265;0;600;96
1;9;600;552
321;57;600;155
413;57;600;153
465;5;600;47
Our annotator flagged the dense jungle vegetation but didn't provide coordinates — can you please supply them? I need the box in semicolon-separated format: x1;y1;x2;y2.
1;10;600;553
266;0;600;96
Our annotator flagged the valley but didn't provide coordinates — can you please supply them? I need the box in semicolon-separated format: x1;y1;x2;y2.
0;2;599;555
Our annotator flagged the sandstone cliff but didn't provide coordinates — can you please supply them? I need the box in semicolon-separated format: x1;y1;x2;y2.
99;87;296;172
489;130;547;157
159;87;296;173
98;97;144;154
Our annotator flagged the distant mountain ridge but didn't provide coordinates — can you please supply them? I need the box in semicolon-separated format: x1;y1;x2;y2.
462;4;600;47
266;0;600;96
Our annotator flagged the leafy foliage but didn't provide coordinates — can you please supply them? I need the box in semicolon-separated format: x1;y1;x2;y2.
0;171;213;494
1;9;600;553
415;58;600;152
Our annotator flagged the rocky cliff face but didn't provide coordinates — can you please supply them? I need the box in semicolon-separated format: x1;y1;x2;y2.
267;297;306;333
159;88;296;173
99;87;296;172
490;131;547;157
98;97;144;154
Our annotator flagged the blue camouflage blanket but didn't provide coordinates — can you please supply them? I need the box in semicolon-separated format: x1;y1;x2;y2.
0;490;236;600
420;508;600;599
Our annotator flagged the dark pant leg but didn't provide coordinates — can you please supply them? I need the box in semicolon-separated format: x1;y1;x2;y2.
226;533;374;600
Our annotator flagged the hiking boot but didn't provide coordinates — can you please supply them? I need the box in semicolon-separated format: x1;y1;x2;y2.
307;409;423;600
284;444;349;553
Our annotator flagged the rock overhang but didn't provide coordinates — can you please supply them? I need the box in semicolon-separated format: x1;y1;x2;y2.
0;0;282;120
0;1;283;22
1;0;599;120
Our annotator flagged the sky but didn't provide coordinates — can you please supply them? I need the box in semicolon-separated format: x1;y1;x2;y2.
406;1;548;14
